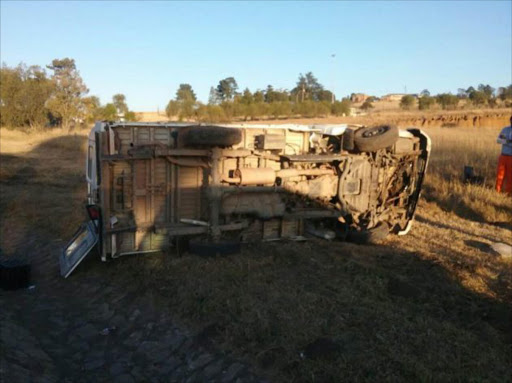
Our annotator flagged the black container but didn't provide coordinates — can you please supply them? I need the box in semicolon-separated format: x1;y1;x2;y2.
0;258;31;290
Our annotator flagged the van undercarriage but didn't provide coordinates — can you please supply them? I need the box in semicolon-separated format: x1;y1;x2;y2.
60;122;430;277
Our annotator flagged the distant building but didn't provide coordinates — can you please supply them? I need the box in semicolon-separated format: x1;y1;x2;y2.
350;93;370;103
350;107;367;116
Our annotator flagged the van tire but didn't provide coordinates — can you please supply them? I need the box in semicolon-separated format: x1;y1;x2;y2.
353;125;398;152
180;126;242;148
342;128;355;151
189;240;241;257
347;223;390;245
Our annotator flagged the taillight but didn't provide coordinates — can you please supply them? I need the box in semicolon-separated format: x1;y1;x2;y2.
86;204;100;220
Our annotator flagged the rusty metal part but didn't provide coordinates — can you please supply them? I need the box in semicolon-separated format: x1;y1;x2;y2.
276;168;334;178
220;149;253;157
221;193;285;219
233;167;276;185
166;157;207;167
106;221;248;235
223;168;334;184
221;186;285;193
281;154;346;162
283;208;341;219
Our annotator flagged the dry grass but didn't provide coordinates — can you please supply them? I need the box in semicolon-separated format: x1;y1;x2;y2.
1;123;511;382
0;128;89;255
422;125;512;223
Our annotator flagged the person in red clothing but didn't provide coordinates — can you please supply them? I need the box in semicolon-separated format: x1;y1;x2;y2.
496;116;512;195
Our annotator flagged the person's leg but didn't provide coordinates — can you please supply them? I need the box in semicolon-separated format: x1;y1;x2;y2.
503;155;512;195
496;155;506;192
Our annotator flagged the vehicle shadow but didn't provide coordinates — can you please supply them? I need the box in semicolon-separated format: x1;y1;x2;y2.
0;134;87;281
118;236;512;381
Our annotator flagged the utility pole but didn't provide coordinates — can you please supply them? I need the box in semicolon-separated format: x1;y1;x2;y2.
331;53;336;104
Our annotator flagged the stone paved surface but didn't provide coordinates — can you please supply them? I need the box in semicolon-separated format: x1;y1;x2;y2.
0;239;268;382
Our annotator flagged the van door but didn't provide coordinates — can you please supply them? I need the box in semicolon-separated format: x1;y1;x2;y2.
59;221;98;278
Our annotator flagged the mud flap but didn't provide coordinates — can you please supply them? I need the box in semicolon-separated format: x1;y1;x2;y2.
60;221;98;278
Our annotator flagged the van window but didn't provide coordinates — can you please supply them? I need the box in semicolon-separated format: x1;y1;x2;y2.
87;145;93;180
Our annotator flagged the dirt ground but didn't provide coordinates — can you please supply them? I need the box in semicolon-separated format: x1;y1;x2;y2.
1;123;511;382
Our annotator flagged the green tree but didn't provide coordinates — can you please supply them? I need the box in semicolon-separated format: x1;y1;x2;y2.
468;90;488;106
0;65;23;127
166;100;180;118
498;85;512;101
436;93;459;110
112;94;128;114
253;90;265;103
216;77;238;101
22;66;54;127
176;84;196;102
478;84;495;99
269;101;292;119
83;96;102;123
46;58;88;130
0;64;54;128
111;94;137;121
100;103;118;120
195;104;226;123
316;89;334;102
124;111;138;121
165;84;197;120
240;88;253;105
400;95;415;110
292;72;324;102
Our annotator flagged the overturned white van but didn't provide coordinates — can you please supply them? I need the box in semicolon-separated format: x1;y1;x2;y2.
61;122;430;277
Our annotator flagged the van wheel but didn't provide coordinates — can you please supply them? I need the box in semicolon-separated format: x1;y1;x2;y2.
353;125;398;152
342;128;355;151
189;240;241;257
0;257;31;290
180;126;242;148
347;223;390;245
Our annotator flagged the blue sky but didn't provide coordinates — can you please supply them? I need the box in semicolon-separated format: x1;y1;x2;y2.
1;1;511;110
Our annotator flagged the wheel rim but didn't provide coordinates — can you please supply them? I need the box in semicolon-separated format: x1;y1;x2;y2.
362;126;388;138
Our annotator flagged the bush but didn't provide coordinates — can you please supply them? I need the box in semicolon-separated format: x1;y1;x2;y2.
331;99;351;116
316;101;331;117
195;104;227;123
268;101;292;119
418;96;436;110
436;93;459;110
468;91;488;106
166;100;180;117
254;102;269;119
400;95;415;110
361;99;374;110
124;111;139;122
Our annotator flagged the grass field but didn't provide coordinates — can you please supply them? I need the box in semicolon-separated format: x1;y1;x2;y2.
1;121;511;382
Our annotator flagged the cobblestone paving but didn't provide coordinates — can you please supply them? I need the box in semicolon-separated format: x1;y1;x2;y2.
0;239;268;382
